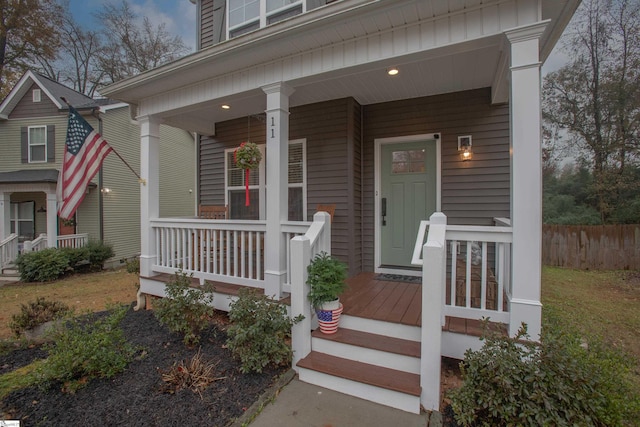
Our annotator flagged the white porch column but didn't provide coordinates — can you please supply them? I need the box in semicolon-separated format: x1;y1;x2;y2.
505;22;548;339
0;192;10;240
139;115;161;278
262;82;295;299
46;192;58;248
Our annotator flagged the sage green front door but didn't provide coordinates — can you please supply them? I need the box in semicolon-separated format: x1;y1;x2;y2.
380;140;437;268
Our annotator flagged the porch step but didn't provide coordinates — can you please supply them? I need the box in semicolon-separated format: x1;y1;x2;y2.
1;265;20;282
297;351;421;414
311;328;421;374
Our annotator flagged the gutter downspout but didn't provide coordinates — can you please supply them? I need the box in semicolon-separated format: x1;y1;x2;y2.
93;108;105;242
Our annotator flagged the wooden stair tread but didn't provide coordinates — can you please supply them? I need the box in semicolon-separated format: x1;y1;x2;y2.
297;352;421;396
312;328;420;358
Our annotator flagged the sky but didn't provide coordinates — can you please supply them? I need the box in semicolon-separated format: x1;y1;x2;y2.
67;0;198;53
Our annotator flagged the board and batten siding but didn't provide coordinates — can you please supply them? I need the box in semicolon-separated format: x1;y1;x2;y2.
9;83;60;119
362;87;511;272
199;98;362;273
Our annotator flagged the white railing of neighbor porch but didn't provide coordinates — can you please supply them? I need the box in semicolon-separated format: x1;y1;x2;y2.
57;234;89;249
23;234;48;252
151;218;267;287
1;233;19;269
290;211;332;368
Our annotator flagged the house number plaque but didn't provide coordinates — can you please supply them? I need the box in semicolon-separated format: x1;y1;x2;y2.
269;115;276;139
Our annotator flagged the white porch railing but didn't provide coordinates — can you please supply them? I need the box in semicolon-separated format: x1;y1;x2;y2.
23;234;48;252
1;233;19;269
57;233;89;249
289;212;332;368
151;218;268;287
412;215;513;324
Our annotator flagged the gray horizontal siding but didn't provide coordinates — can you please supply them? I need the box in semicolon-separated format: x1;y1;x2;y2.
362;88;511;271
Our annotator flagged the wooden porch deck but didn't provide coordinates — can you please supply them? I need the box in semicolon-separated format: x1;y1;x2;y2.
342;272;507;337
342;272;422;327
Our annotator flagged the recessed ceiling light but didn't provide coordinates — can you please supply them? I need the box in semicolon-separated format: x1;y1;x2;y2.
387;67;399;76
221;104;230;110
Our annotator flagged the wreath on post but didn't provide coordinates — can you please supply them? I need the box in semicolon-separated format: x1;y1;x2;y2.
234;142;262;206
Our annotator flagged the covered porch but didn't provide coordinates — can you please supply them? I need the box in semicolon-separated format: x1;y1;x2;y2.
101;0;580;414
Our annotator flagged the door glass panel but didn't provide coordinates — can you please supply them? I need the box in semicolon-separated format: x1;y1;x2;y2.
391;150;425;174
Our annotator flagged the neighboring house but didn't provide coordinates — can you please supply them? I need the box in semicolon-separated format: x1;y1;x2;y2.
0;71;196;268
102;0;581;413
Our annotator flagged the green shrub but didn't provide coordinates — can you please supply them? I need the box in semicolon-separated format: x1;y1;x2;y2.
450;320;639;426
84;240;114;270
15;248;70;282
10;297;72;337
60;246;90;269
154;271;215;346
37;305;136;392
227;288;303;373
122;256;140;274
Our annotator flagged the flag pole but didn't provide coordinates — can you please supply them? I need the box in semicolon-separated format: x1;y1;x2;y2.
60;97;147;185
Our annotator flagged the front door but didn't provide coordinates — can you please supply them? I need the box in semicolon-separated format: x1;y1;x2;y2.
380;139;437;268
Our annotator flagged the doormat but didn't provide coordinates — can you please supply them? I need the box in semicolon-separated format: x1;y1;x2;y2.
374;274;421;284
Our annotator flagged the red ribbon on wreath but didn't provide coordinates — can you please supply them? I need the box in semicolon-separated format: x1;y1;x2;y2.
234;142;261;207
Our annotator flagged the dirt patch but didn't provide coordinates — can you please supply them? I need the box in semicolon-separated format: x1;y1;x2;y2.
0;306;287;426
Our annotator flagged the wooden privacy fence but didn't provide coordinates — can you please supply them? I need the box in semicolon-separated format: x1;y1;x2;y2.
542;224;640;270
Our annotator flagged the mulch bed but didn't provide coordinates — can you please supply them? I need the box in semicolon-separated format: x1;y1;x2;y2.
0;305;287;426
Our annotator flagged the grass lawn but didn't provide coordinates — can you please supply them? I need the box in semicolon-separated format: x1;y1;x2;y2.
0;269;138;339
542;266;640;390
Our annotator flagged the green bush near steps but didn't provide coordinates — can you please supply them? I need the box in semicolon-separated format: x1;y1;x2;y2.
450;318;640;426
226;288;303;374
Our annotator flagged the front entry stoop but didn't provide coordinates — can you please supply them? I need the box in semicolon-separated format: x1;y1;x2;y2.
296;321;423;414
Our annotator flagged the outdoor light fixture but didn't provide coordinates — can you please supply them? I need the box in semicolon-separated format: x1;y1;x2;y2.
37;206;47;213
387;67;399;76
101;187;112;194
458;136;473;161
221;104;231;110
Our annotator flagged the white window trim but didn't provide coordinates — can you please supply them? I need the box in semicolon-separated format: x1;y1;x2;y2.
223;138;307;220
10;201;35;240
27;125;47;163
32;89;41;103
227;0;304;37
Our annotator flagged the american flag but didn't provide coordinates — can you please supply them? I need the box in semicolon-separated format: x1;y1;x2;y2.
57;106;113;220
316;303;343;334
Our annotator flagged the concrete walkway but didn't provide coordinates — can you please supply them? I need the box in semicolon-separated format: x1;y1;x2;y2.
243;375;442;427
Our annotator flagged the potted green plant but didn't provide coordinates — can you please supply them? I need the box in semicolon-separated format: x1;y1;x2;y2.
306;252;348;334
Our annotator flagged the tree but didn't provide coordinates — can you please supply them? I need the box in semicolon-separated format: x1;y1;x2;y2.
0;0;64;98
36;8;104;97
95;1;189;84
543;0;640;223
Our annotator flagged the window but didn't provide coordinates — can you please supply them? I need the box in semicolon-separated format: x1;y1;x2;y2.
391;149;426;174
228;0;302;37
224;139;306;220
228;0;259;28
32;89;41;102
28;126;47;162
10;201;35;241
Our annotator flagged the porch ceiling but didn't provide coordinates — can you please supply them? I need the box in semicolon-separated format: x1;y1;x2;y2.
101;0;580;135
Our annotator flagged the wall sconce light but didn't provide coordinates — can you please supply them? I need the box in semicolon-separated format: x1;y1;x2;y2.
101;187;112;194
458;136;473;161
37;206;47;213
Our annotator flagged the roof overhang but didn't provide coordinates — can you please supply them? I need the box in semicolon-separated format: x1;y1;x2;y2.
102;0;580;135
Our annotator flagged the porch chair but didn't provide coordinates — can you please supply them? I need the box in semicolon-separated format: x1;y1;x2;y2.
316;204;336;222
198;205;228;219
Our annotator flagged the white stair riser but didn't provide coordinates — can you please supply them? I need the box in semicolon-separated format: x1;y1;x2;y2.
297;367;421;414
0;275;20;282
312;338;420;374
340;315;421;341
